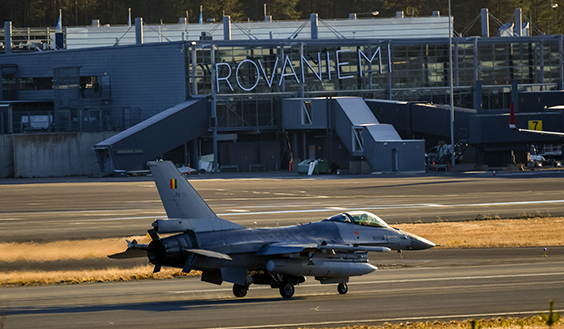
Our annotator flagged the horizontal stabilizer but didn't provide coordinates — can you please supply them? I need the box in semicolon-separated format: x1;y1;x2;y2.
187;249;233;260
108;246;148;259
153;217;244;233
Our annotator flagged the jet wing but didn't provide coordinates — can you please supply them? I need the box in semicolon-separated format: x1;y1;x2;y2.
256;242;391;256
187;249;233;260
256;242;317;256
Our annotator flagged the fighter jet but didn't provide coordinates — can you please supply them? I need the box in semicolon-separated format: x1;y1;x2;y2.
109;160;435;299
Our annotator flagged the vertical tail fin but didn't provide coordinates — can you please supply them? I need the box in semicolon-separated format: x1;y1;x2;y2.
148;160;215;219
148;161;244;232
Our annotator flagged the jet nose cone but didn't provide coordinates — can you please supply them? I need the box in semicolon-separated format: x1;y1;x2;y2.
408;234;436;250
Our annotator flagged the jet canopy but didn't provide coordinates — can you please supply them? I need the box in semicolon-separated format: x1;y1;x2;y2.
324;211;391;228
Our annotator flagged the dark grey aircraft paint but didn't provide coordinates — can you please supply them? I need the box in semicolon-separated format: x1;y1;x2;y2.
110;161;435;298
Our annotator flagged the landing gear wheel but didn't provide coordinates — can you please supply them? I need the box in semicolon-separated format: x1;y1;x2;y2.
337;283;348;294
233;284;248;298
279;281;295;299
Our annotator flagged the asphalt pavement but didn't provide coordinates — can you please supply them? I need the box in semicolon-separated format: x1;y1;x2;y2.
2;170;564;328
2;247;563;329
2;169;564;242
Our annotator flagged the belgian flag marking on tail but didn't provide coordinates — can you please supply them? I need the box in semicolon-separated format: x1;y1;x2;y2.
170;179;177;189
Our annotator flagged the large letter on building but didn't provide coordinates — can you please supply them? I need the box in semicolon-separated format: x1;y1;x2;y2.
258;58;279;88
279;56;300;86
216;62;234;91
301;53;323;82
336;49;354;80
236;59;260;91
358;46;383;75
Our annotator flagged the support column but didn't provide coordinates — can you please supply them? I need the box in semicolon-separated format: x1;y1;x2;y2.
559;35;563;90
280;45;285;92
473;35;482;112
454;41;459;86
511;79;519;113
192;138;200;170
474;80;483;113
135;17;143;44
540;39;545;85
387;41;393;100
211;44;218;173
515;8;522;37
293;132;299;164
223;16;231;40
4;21;12;54
310;13;318;39
191;44;197;95
302;131;307;160
299;43;305;97
481;9;489;37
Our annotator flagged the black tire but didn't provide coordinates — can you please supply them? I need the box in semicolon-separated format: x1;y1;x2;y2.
337;283;348;294
233;284;248;298
279;281;294;299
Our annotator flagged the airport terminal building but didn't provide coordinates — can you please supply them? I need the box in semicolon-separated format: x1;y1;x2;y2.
1;11;564;177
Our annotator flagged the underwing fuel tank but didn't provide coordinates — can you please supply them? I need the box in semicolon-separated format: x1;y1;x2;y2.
266;258;377;277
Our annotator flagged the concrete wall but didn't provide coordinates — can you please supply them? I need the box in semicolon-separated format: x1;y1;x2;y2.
0;135;14;177
219;141;280;172
363;138;426;173
11;132;117;177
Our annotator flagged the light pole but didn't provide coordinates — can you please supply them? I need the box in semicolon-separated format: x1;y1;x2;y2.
350;11;379;19
359;11;380;16
449;0;455;169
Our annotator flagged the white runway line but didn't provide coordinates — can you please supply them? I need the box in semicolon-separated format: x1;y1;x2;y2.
211;309;564;329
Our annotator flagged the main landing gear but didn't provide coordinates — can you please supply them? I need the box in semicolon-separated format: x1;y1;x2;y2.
233;283;249;298
232;278;348;298
279;281;295;299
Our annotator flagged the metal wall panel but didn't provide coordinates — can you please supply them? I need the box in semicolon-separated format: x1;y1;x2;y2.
281;98;328;130
0;42;186;130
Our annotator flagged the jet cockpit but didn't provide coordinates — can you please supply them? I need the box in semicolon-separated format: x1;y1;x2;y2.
324;211;391;228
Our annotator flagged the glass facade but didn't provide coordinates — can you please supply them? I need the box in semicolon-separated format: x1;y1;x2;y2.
186;35;563;131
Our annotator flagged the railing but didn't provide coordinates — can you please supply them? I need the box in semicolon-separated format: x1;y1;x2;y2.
1;27;57;53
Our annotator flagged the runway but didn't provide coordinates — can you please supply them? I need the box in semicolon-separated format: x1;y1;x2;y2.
2;170;564;242
3;247;564;328
2;171;564;328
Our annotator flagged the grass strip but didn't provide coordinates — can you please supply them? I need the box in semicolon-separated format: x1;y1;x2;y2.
396;217;564;248
1;217;563;286
297;316;563;329
0;265;199;286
